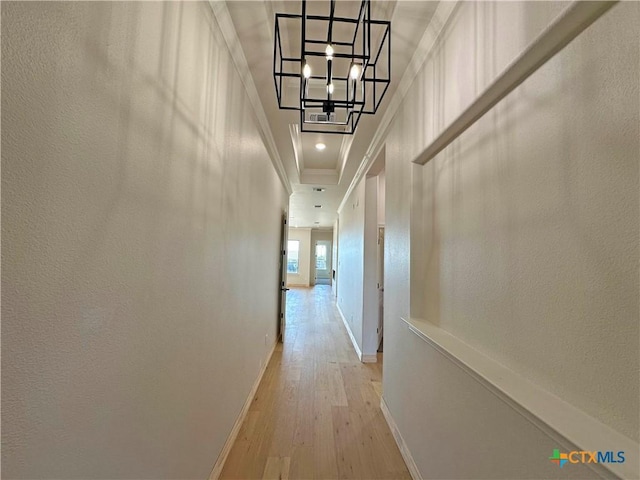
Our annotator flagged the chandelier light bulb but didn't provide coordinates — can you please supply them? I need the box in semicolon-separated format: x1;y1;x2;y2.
327;83;334;95
325;44;334;59
303;63;311;78
350;63;361;80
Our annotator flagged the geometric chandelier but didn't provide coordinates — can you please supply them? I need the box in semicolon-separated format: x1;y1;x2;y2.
273;0;390;135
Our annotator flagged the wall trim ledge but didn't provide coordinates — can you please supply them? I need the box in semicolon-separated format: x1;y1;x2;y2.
412;1;617;166
337;304;363;362
208;341;278;480
401;317;639;480
380;396;422;480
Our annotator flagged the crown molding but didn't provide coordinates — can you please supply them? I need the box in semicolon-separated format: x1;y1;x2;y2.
208;1;293;196
300;169;339;186
289;123;304;176
337;1;460;214
336;135;355;185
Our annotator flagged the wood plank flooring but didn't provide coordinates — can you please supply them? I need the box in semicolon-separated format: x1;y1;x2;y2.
219;286;411;480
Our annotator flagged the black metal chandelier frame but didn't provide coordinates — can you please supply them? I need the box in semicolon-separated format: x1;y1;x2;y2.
273;0;390;135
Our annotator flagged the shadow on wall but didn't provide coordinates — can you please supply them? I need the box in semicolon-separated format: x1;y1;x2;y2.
2;2;286;479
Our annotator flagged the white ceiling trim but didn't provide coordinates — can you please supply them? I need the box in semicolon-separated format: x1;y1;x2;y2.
336;135;355;185
289;124;305;176
208;1;293;195
262;0;276;46
337;1;460;214
373;0;397;25
290;124;342;185
300;169;339;186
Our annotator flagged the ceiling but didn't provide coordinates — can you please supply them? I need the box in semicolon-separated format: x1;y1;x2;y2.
222;0;439;229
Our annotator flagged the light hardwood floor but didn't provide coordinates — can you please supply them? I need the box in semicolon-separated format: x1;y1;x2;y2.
219;285;411;480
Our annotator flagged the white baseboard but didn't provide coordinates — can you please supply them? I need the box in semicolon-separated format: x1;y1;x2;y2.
208;341;277;480
336;303;363;361
380;396;422;480
362;354;378;363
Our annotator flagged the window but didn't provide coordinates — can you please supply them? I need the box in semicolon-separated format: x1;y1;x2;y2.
287;240;300;273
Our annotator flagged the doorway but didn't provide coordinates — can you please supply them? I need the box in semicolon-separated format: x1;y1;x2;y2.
377;227;384;351
277;214;289;341
314;240;332;285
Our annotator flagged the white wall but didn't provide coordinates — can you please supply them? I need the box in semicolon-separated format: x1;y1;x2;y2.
1;2;289;479
362;176;380;359
286;227;312;286
337;182;366;351
377;170;386;226
310;229;333;285
332;220;339;296
383;2;638;479
339;170;384;361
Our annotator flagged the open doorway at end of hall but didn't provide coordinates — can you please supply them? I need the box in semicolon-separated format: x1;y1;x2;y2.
311;229;333;287
314;240;332;285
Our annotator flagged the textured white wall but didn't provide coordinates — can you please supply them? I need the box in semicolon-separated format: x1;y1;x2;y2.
337;181;366;350
377;170;386;226
1;2;288;478
363;176;380;358
340;173;383;359
332;220;339;296
286;227;311;286
383;1;639;478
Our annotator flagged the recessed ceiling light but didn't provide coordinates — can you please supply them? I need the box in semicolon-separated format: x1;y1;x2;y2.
315;143;326;151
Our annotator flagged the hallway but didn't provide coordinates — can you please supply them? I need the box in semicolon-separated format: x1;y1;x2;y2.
220;286;410;480
3;2;638;478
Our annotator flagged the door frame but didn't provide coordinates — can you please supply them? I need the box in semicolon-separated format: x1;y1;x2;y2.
377;226;384;350
277;213;289;341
